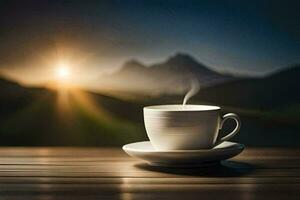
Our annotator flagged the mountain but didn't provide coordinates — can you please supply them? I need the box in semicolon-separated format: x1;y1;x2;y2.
0;77;47;119
195;65;300;110
0;76;147;146
97;53;233;95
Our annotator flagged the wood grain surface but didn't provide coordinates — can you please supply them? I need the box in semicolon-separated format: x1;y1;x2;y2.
0;147;299;199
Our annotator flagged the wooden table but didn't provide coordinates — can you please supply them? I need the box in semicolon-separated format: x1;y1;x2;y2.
0;148;299;199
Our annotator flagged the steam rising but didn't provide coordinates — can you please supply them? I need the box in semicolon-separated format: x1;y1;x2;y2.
182;79;200;105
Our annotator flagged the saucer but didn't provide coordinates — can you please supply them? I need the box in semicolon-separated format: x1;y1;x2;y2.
123;141;245;167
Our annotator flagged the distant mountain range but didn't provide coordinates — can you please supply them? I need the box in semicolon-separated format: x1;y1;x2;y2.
196;64;300;110
95;52;300;110
97;53;233;95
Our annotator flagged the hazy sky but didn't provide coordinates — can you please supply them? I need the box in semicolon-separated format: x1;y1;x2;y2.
0;0;299;85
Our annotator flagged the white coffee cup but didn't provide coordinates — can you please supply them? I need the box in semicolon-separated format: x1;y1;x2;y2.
144;104;241;150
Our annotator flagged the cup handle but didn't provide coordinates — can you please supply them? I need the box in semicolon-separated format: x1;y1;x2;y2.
218;113;241;142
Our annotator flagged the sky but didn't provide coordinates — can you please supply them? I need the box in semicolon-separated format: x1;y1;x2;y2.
0;0;299;85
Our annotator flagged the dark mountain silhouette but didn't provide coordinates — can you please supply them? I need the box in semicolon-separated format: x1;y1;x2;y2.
196;65;300;110
97;53;233;95
0;77;47;118
0;76;146;146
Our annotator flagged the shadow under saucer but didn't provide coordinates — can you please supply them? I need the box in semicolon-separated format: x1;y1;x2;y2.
134;160;254;177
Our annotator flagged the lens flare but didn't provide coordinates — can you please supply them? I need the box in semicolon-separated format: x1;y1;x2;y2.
56;64;71;79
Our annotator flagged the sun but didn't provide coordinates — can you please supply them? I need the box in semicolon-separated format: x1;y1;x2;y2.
56;63;71;80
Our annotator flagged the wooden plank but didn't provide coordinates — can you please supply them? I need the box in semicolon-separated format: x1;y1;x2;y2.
0;194;298;200
0;183;298;200
0;159;298;168
0;157;298;164
0;177;299;184
0;170;298;178
0;147;298;157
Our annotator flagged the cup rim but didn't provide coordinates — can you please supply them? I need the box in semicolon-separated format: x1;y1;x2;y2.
144;104;220;111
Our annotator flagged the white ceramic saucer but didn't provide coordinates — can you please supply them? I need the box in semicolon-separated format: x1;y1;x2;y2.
123;141;245;167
